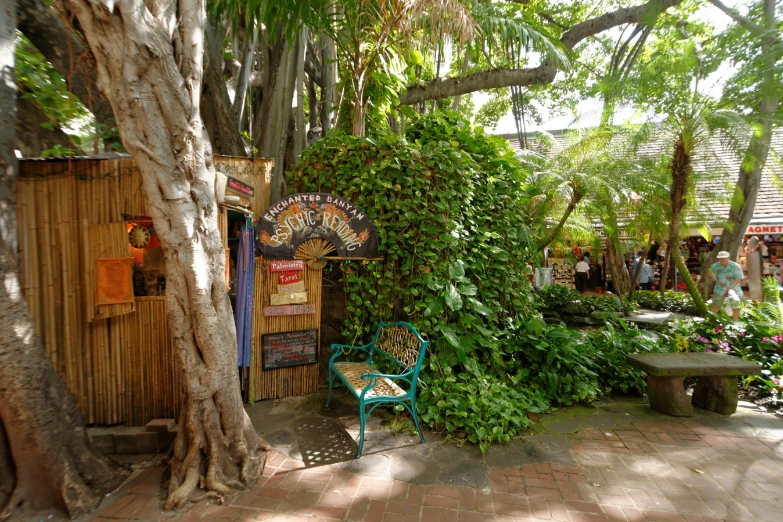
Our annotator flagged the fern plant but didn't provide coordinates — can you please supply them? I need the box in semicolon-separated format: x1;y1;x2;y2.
744;277;783;332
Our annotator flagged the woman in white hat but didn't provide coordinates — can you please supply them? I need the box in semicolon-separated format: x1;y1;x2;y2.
708;251;744;320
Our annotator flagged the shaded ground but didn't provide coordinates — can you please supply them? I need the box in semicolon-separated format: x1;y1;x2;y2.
79;389;783;522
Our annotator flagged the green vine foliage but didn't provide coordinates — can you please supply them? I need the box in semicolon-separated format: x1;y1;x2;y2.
289;112;670;450
290;112;540;447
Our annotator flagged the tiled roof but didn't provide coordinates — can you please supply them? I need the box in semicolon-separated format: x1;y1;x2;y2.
501;128;783;224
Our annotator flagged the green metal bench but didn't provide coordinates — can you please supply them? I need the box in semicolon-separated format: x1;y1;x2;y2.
325;322;428;458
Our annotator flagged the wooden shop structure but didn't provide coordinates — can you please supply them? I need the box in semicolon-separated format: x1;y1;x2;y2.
17;158;380;427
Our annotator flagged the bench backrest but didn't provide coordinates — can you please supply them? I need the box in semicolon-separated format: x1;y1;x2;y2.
372;322;428;377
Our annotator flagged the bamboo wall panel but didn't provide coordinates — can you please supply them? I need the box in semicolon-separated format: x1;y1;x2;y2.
16;156;261;425
253;259;321;400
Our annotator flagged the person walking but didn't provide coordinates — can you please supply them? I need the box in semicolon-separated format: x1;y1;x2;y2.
638;258;654;291
709;251;744;320
575;255;590;293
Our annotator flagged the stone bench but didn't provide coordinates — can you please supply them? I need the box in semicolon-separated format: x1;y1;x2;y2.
626;353;762;416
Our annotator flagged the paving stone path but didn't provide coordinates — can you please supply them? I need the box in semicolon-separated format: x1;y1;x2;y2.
82;392;783;522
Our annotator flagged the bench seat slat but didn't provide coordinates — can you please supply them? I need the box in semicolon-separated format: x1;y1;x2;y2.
334;362;406;399
626;353;762;377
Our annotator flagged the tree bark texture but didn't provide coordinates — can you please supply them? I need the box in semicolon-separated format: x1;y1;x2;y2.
294;27;307;161
627;239;650;303
1;2;123;518
606;235;631;298
659;248;671;293
233;24;259;132
16;0;117;146
700;0;779;294
320;9;337;133
399;0;684;105
55;0;269;508
665;135;712;315
202;21;247;157
667;135;688;273
660;136;689;293
671;248;709;315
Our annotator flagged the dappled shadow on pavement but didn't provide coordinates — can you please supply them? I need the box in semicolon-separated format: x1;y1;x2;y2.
83;393;783;521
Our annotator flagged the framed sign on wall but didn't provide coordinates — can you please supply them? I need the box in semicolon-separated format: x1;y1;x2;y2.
262;329;318;370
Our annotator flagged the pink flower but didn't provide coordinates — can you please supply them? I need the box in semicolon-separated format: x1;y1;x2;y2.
763;337;770;342
705;348;714;353
715;326;724;333
739;332;746;337
698;337;710;343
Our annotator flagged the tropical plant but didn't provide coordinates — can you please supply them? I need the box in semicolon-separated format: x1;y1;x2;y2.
743;277;783;331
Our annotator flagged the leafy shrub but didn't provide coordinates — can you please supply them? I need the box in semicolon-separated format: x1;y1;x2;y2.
512;316;602;405
535;285;622;316
291;112;536;366
536;285;575;310
289;112;673;448
634;290;698;314
590;322;669;394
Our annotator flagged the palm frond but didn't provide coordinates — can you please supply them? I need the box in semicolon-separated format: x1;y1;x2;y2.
471;2;569;70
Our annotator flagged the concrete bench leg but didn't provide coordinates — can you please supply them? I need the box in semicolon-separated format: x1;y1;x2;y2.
647;376;693;417
692;376;738;415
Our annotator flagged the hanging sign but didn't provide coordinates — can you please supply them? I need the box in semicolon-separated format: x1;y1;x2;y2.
257;193;380;259
263;304;315;316
270;291;308;305
226;176;254;198
262;329;318;370
277;281;305;295
96;258;134;305
270;260;305;272
278;271;301;285
747;225;783;234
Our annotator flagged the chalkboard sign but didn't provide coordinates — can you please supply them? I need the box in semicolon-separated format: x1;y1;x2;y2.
262;329;318;370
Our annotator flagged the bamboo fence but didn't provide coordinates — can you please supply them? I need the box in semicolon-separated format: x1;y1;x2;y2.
17;156;271;425
253;260;322;400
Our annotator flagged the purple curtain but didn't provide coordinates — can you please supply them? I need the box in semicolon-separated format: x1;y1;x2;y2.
235;217;255;368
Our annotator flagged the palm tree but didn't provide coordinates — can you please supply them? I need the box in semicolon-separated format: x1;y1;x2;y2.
518;127;615;251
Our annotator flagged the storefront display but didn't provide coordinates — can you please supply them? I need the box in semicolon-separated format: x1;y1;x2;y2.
549;257;574;288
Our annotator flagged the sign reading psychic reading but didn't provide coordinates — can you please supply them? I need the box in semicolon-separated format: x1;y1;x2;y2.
257;193;379;259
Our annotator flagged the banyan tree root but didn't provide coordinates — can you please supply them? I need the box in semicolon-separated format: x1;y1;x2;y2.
164;400;271;509
0;274;125;521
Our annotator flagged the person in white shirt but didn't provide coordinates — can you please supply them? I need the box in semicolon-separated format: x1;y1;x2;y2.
575;256;590;293
638;259;654;290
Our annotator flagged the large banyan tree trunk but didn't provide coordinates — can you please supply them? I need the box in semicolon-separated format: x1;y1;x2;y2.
1;0;122;517
56;0;269;508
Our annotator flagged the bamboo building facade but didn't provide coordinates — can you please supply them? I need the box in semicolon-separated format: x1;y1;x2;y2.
16;156;320;427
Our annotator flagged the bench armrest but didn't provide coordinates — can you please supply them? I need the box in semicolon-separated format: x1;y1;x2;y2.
328;343;373;366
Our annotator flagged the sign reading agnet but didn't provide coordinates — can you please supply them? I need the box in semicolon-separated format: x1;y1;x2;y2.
746;225;783;234
278;271;301;285
256;193;379;260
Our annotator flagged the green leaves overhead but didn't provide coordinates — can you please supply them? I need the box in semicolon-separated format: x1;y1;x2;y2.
471;2;569;70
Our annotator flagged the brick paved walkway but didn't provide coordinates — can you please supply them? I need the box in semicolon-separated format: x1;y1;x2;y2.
82;396;783;522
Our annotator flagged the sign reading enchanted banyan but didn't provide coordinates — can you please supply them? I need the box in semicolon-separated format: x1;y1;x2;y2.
256;193;379;259
262;329;318;370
